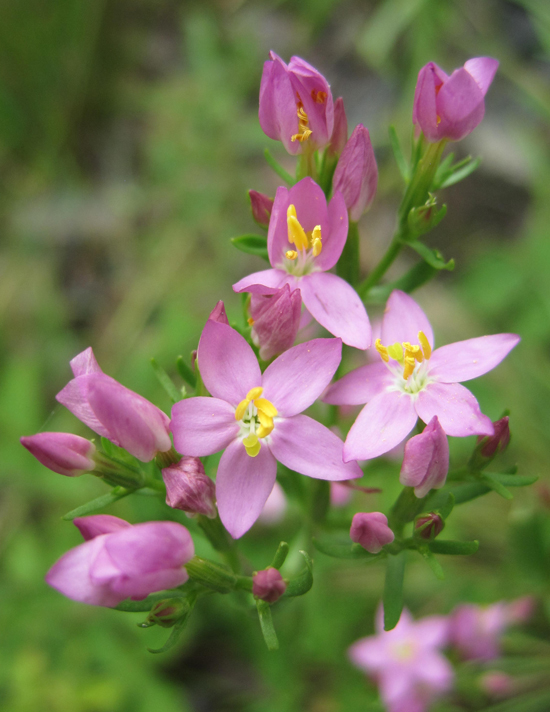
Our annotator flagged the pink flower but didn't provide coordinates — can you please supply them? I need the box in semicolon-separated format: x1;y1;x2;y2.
413;57;499;142
350;512;394;553
258;482;287;525
326;97;348;157
400;416;449;497
162;457;217;518
20;432;96;477
478;415;510;458
233;177;371;350
46;515;194;607
56;347;171;462
249;284;302;361
249;190;274;229
170;320;361;538
333;124;378;221
259;52;334;154
349;607;453;712
324;290;519;461
253;568;287;603
330;481;353;507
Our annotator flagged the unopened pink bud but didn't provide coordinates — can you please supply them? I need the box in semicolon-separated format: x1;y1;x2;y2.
478;416;510;458
249;284;302;361
249;190;274;229
415;512;444;540
327;97;348;157
333;124;378;221
253;568;286;603
350;512;394;554
400;416;449;498
208;300;229;325
20;432;96;477
162;457;217;518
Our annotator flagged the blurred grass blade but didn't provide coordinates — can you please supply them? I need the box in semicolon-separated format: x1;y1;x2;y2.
151;358;183;403
231;234;269;261
407;240;454;270
256;600;279;651
62;487;131;520
383;552;405;630
176;355;197;388
264;148;295;185
487;473;538;487
388;125;409;181
429;539;479;555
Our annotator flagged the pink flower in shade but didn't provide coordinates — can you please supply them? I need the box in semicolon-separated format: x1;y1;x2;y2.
233;177;371;350
170;320;362;539
400;416;449;498
249;190;274;229
333;124;378;221
162;457;217;518
413;57;499;143
349;607;453;712
56;348;171;462
259;52;334;155
324;290;520;461
20;432;96;477
253;568;287;603
46;515;194;607
326;96;348;157
249;284;302;361
350;512;394;553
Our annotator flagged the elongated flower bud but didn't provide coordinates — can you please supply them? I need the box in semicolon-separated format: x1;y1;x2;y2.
249;284;302;361
350;512;394;554
249;190;274;229
327;97;348;157
253;568;286;603
400;416;449;498
162;457;217;518
20;432;96;477
333;124;378;221
415;512;444;540
477;416;510;459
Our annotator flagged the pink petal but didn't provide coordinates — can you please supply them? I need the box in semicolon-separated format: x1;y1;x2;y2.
232;268;286;294
381;290;434;349
56;376;113;440
415;382;494;437
314;190;348;271
428;333;520;383
400;416;449;498
414;615;450;649
464;57;499;97
74;515;132;541
198;321;261;406
287;56;334;147
348;637;386;672
216;438;277;539
262;338;342;416
412;63;441;142
300;272;371;349
259;56;301;155
436;67;485;142
70;347;103;377
323;361;390;406
269;415;362;481
170;397;239;456
344;390;418;461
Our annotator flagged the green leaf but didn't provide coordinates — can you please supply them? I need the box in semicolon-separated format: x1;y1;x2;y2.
150;358;183;403
148;601;196;654
264;148;295;186
256;600;279;651
115;591;186;613
383;552;406;631
418;547;445;580
284;550;313;597
62;488;131;520
176;355;197;388
231;234;269;261
487;473;538;487
407;240;454;270
481;473;514;500
440;157;481;188
270;542;290;570
437;492;455;520
388;125;408;181
429;539;479;555
313;536;382;561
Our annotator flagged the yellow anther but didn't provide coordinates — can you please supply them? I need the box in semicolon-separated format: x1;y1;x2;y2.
243;432;258;448
311;89;327;104
285;250;298;260
388;342;404;363
418;331;431;360
297;106;308;122
257;411;274;431
403;342;423;363
257;422;274;438
254;398;278;418
247;317;255;326
312;239;322;257
246;387;264;401
311;225;322;256
235;399;249;421
287;214;309;251
287;204;297;220
375;338;389;362
291;104;312;143
244;437;262;457
403;356;416;381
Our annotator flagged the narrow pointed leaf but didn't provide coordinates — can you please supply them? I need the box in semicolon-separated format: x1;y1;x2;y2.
230;234;269;261
388;125;409;181
151;358;183;403
429;539;479;555
313;536;381;561
418;547;445;580
481;473;514;500
271;542;290;570
487;473;538;487
256;599;279;651
176;355;197;388
264;148;295;186
437;492;455;520
62;488;131;520
284;551;313;597
407;240;454;270
440;157;481;188
383;551;406;631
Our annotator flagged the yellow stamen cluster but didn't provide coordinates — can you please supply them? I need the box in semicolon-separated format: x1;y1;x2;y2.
285;204;322;260
291;104;312;143
235;387;278;457
311;89;327;104
375;331;432;380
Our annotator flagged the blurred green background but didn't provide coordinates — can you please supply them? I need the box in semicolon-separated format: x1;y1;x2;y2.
1;1;550;710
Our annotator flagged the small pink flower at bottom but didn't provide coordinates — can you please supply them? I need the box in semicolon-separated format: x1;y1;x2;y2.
350;512;394;553
46;515;194;607
349;607;453;712
253;568;286;603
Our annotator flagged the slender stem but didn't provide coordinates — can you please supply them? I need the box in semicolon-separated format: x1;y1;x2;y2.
198;514;241;573
358;232;403;297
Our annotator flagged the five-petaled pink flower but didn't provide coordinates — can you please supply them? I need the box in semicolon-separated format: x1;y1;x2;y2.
349;607;453;712
170;319;361;539
324;290;519;461
233;177;371;350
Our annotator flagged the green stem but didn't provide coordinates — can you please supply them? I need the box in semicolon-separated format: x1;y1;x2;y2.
296;147;317;181
388;487;427;537
336;221;360;286
197;514;241;573
358;233;403;297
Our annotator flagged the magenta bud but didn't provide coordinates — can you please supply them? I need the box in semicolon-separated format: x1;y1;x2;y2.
208;300;229;325
400;416;449;498
146;597;191;628
327;97;348;157
249;190;274;229
413;57;498;142
350;512;394;554
249;284;302;361
415;512;444;540
162;457;217;518
252;568;287;603
20;432;96;477
477;416;510;458
333;124;378;221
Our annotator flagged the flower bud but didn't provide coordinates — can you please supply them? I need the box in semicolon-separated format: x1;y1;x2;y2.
350;512;394;554
477;416;510;459
407;195;447;236
415;512;444;540
253;568;287;603
249;190;274;229
145;597;192;628
400;416;449;498
249;284;302;361
326;97;348;157
20;432;96;477
333;124;378;221
208;300;229;325
162;457;217;518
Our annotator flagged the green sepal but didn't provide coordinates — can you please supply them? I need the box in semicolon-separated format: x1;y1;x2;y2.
283;550;313;597
418;546;445;580
264;148;295;186
256;599;279;651
383;551;406;631
230;234;269;261
313;536;382;561
62;487;131;521
429;539;479;555
388;125;409;182
481;473;514;500
406;239;454;271
176;354;197;388
147;598;197;655
150;358;183;403
185;557;237;593
406;197;448;239
270;542;290;570
115;590;187;613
